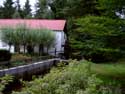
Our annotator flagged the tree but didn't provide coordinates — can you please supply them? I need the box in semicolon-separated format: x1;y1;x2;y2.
13;0;24;18
1;27;14;52
14;25;28;53
49;0;67;19
23;0;32;18
66;0;97;17
13;11;21;19
70;16;125;62
41;29;55;54
50;0;97;19
34;0;54;19
2;0;15;18
1;25;55;55
98;0;125;18
0;6;4;18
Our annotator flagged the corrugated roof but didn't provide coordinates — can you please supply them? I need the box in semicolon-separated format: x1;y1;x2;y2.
0;19;66;31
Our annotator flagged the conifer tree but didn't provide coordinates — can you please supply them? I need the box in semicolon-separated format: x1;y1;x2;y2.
34;0;54;19
23;0;32;18
2;0;15;18
13;0;21;18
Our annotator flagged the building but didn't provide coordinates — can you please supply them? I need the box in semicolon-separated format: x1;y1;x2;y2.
0;19;67;56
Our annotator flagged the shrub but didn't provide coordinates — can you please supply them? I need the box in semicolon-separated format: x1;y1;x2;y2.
70;16;125;62
0;75;14;92
12;60;121;94
11;54;54;63
11;54;32;62
0;50;11;62
84;48;122;63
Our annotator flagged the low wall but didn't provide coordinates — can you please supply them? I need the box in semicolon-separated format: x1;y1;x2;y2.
0;58;67;78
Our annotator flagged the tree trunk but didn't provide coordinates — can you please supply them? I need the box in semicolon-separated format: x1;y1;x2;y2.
47;46;49;54
39;45;41;56
24;44;26;54
39;44;44;56
41;45;44;55
14;44;20;53
27;45;34;55
9;45;11;52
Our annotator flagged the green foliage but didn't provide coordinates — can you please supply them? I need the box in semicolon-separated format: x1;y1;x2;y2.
23;0;32;18
0;75;14;92
13;11;21;19
34;0;54;19
90;62;125;78
50;0;68;18
70;16;125;62
2;0;15;18
11;54;31;62
50;0;97;19
13;0;24;19
1;25;55;55
0;6;4;18
98;0;125;18
12;60;121;94
1;27;14;45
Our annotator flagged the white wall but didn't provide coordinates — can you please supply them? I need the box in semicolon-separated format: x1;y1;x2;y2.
48;30;66;56
0;40;14;53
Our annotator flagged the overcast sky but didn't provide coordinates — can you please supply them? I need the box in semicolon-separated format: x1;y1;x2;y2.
0;0;37;12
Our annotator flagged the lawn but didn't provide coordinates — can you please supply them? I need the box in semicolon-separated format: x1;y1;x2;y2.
0;54;54;70
80;59;125;84
91;63;125;78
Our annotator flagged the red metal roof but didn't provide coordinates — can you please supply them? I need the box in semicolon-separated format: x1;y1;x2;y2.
0;19;66;31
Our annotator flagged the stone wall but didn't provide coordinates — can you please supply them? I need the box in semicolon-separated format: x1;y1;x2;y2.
0;58;67;77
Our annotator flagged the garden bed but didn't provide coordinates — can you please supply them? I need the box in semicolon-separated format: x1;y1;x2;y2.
0;54;55;70
0;58;61;77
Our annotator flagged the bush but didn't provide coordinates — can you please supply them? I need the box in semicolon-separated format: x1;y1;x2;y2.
0;50;11;62
70;16;125;62
11;54;54;63
11;54;32;62
12;60;121;94
0;75;14;92
84;48;122;63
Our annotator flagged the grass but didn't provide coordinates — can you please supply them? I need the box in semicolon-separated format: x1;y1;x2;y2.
79;60;125;85
91;63;125;78
80;59;125;84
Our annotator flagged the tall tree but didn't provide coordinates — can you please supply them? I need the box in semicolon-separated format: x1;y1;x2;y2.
23;0;32;18
50;0;97;19
98;0;125;18
50;0;67;19
13;11;21;18
13;0;21;18
34;0;54;19
69;16;125;61
2;0;15;18
16;0;21;12
0;6;4;18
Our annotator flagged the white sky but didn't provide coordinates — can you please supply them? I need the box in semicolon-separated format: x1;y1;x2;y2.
0;0;37;12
